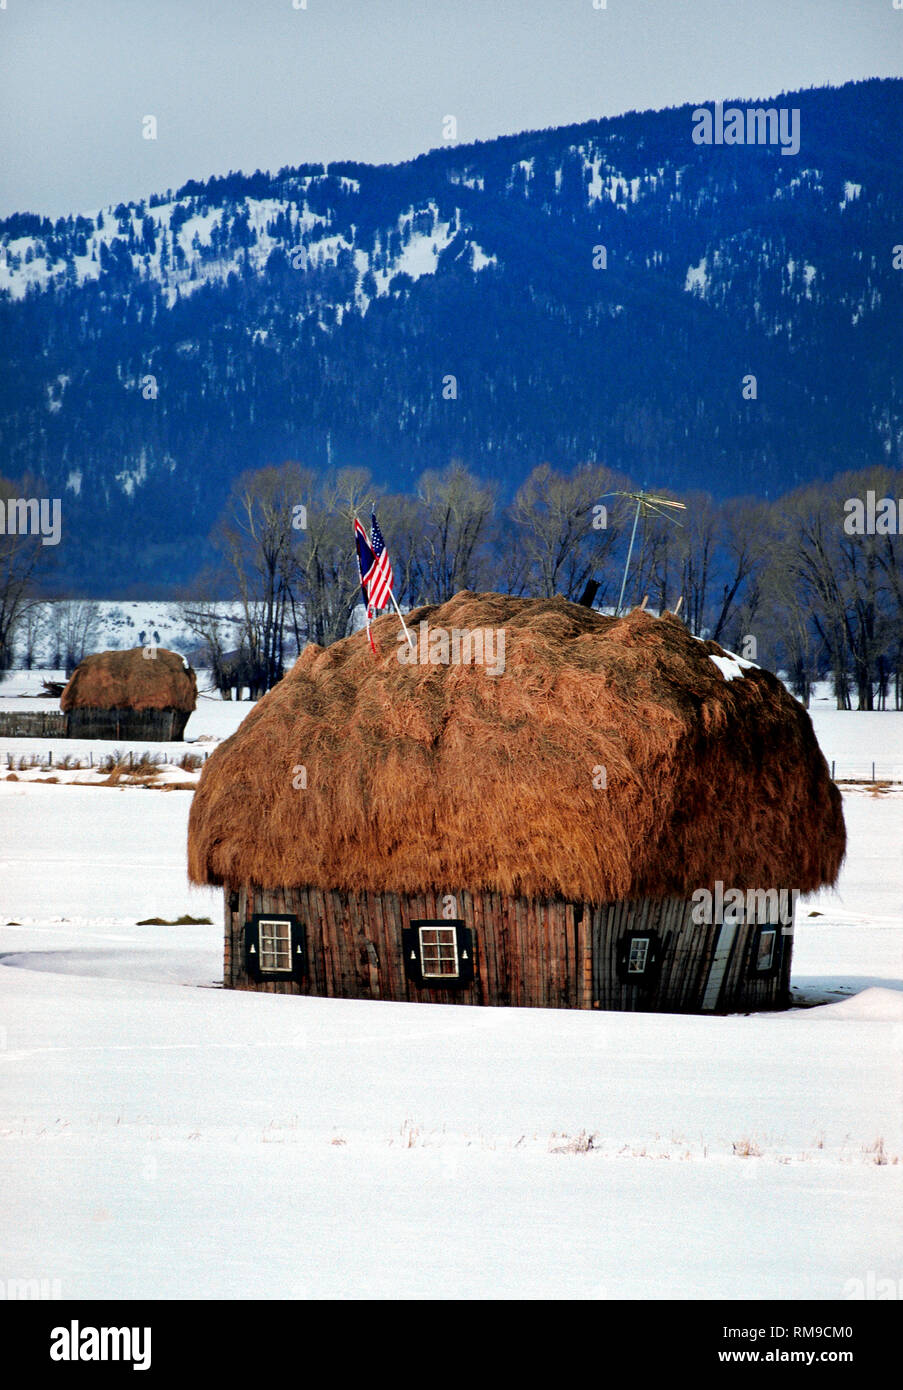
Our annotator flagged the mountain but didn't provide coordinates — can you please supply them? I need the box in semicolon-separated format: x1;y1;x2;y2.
1;78;900;591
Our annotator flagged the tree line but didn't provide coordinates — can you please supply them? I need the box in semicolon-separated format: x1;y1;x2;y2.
2;461;899;708
177;459;902;709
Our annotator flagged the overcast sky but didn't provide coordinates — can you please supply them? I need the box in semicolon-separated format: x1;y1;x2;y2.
0;0;900;217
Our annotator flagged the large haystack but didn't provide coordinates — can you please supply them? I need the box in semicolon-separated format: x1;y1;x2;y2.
188;593;844;904
61;647;197;714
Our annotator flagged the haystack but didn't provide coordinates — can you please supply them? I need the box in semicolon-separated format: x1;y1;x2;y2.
188;593;844;1013
189;593;843;899
62;647;197;740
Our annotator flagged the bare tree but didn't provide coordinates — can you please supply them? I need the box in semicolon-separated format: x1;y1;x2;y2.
17;600;50;670
292;468;373;647
415;462;496;602
509;463;625;601
213;461;313;692
0;477;49;674
777;471;899;709
46;600;101;675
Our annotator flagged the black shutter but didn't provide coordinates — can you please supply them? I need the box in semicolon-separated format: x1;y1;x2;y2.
402;925;424;985
244;920;261;981
290;918;306;981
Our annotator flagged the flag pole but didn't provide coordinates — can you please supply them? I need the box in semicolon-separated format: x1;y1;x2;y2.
389;589;416;651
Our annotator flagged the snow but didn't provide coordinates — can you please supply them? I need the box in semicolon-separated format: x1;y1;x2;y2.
709;653;743;680
584;156;631;209
470;243;495;272
0;189;492;323
685;256;708;295
0;716;901;1298
808;708;903;782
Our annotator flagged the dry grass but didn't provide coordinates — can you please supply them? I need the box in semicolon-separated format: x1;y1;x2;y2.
550;1130;597;1154
732;1137;763;1157
61;647;196;713
96;750;169;785
188;592;845;902
135;914;212;925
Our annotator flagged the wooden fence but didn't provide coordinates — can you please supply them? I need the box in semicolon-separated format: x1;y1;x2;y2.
0;711;68;738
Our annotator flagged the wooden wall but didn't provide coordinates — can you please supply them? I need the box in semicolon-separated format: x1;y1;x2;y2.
66;708;191;740
224;885;795;1014
0;711;68;738
588;899;792;1013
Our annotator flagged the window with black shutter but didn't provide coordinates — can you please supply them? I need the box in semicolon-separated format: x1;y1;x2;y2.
403;920;475;987
616;930;662;985
244;914;305;982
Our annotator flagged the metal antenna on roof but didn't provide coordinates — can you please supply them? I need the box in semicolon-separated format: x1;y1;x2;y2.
606;490;687;617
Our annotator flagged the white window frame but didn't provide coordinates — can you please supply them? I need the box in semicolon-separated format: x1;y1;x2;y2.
259;918;293;973
418;924;459;979
627;936;650;975
755;928;777;973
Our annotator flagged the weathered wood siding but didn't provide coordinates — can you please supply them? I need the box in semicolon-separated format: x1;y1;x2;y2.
225;886;590;1009
224;885;794;1014
588;899;792;1013
0;711;68;738
66;708;191;740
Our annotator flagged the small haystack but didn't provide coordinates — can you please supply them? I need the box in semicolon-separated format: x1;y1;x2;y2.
62;647;197;740
189;593;844;1013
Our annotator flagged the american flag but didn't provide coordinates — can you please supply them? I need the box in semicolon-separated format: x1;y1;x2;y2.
365;511;395;610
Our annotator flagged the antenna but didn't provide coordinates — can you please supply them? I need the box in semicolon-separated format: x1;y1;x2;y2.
604;490;687;618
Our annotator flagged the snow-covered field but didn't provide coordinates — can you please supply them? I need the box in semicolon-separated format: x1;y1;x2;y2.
0;735;901;1297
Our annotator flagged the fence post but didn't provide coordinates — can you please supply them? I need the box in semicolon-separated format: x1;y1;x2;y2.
872;762;875;783
831;760;835;780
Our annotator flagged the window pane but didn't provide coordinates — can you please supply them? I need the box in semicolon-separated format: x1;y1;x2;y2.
627;938;649;974
260;919;292;972
756;930;776;972
420;926;459;978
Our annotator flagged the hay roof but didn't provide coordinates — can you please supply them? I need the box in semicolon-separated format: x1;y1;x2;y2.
188;592;845;903
61;647;197;713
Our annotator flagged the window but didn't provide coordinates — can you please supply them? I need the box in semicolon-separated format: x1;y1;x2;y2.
244;914;305;982
627;937;650;974
259;919;292;973
402;921;476;988
755;928;777;973
419;925;459;978
616;929;661;985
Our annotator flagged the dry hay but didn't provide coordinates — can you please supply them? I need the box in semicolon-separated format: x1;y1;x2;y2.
188;593;845;903
61;647;197;713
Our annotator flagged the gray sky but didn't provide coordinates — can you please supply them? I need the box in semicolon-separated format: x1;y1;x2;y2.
0;0;900;217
